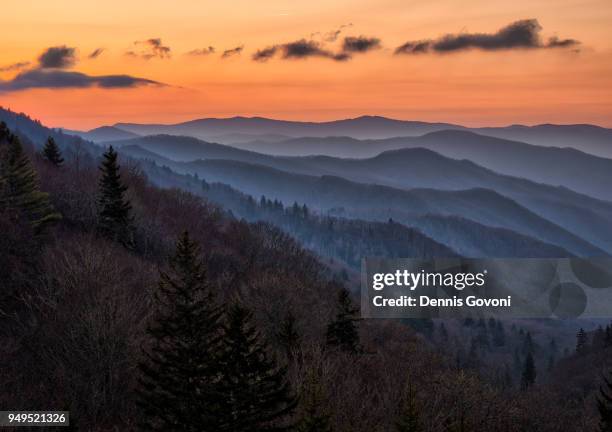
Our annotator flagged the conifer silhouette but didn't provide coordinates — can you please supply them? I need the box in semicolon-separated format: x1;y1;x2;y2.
138;231;225;431
219;303;296;431
598;370;612;432
97;146;133;246
42;136;64;166
326;287;360;352
0;122;60;232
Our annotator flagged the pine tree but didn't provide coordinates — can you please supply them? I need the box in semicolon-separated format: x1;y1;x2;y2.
296;369;332;432
522;331;534;355
137;231;225;432
598;370;612;432
521;351;536;390
97;146;133;246
326;287;360;352
493;321;506;347
219;303;296;431
395;380;423;432
42;136;64;166
513;348;521;375
0;122;60;233
576;328;588;354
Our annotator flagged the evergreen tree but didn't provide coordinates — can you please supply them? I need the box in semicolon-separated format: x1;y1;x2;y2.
296;369;332;432
513;348;522;375
326;287;360;352
522;331;534;355
0;122;60;232
395;380;423;432
576;328;588;354
138;231;225;432
493;321;506;347
521;352;536;390
97;146;133;246
219;303;296;431
598;370;612;432
42;136;64;166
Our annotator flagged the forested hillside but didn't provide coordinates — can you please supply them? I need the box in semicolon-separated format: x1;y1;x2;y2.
1;117;609;430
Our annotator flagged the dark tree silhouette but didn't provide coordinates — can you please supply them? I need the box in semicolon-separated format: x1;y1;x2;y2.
138;231;225;431
598;371;612;432
97;145;133;246
0;122;60;233
42;136;64;166
521;352;536;390
326;287;360;352
576;328;588;354
219;303;296;431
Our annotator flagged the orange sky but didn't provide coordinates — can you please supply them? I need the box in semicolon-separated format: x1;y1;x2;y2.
0;0;611;130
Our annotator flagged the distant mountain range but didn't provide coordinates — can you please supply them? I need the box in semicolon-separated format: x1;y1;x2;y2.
62;115;612;159
139;158;574;259
63;126;140;143
112;116;463;141
111;134;612;255
76;115;612;158
4;106;610;259
120;145;605;256
107;132;612;201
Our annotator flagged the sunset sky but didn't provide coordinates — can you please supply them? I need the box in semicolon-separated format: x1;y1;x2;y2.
0;0;611;129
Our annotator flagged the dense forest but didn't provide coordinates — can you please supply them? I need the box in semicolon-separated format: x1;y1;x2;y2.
1;115;612;431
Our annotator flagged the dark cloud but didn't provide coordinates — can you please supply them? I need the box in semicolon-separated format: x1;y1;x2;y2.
128;38;171;60
0;62;31;73
394;19;580;55
38;46;77;68
187;46;215;56
546;36;580;48
332;52;352;62
221;46;244;58
280;39;349;61
88;48;105;59
0;69;162;92
253;36;378;62
252;46;279;62
342;36;381;53
394;40;431;55
283;39;331;59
